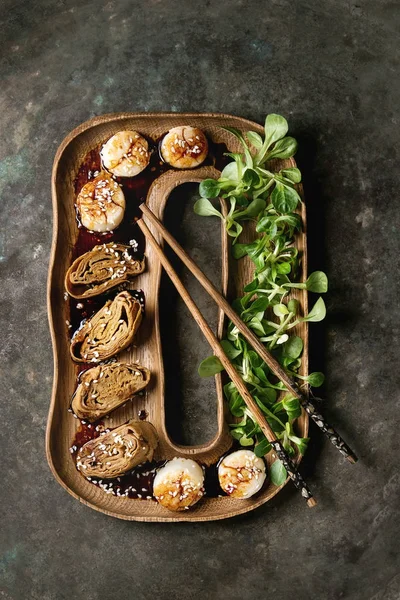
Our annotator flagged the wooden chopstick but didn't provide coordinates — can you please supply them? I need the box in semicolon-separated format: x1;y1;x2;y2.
137;217;317;508
139;202;358;464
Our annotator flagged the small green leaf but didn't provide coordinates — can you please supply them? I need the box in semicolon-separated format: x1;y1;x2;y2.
241;198;266;219
282;396;302;420
303;297;326;322
232;243;249;259
221;161;239;182
242;168;261;188
270;460;287;486
243;296;270;315
254;438;271;457
267;137;298;160
271;182;299;214
199;179;220;199
198;356;224;377
243;278;259;293
280;167;302;183
246;131;263;149
240;434;254;447
231;427;246;440
221;339;242;360
256;385;277;404
287;299;299;314
283;336;303;359
288;434;309;455
306;271;328;293
264;114;288;149
276;262;291;275
306;372;325;387
273;303;289;317
194;198;223;218
223;127;254;168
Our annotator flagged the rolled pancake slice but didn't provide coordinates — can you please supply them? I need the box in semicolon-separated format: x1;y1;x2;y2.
76;421;158;479
65;243;145;299
71;363;150;422
70;291;142;363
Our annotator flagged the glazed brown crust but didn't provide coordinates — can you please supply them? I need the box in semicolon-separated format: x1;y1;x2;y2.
71;363;151;421
70;291;142;363
76;420;159;479
160;126;208;169
65;243;145;299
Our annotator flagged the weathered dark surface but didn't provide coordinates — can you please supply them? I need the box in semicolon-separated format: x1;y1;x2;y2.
1;1;399;598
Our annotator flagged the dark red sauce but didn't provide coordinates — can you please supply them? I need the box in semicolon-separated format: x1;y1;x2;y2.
68;132;231;501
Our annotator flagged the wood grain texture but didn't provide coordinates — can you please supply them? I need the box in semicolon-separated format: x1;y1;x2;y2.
47;112;309;522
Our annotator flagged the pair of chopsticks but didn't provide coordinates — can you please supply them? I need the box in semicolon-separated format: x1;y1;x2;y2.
138;203;357;507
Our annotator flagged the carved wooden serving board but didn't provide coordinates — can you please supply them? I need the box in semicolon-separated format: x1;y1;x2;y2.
47;113;308;521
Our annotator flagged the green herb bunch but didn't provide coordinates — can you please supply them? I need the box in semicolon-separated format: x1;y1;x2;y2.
194;114;328;486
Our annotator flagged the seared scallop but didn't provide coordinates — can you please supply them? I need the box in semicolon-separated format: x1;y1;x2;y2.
160;126;208;169
218;450;266;499
153;457;205;511
100;130;150;177
76;171;125;232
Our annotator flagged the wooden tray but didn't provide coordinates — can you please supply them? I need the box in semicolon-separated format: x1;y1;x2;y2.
47;112;308;522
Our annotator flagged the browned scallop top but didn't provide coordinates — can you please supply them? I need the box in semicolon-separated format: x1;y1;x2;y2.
76;171;124;213
161;126;208;168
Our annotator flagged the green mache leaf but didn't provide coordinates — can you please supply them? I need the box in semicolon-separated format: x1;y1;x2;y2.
276;262;291;275
279;167;302;183
247;350;263;369
306;372;325;387
221;339;242;360
221;161;239;182
240;198;266;219
270;459;287;486
199;179;221;199
198;356;224;377
282;396;302;420
306;271;328;293
256;215;274;233
243;278;259;293
256;386;277;404
288;434;309;455
283;336;303;359
271;182;299;214
226;219;243;241
266;137;298;160
194;198;223;218
224;382;245;416
303;297;326;322
254;438;271;457
264;114;289;149
240;434;254;447
229;397;245;417
246;131;263;149
287;298;299;314
273;303;289;318
223;127;254;168
242;168;261;188
248;316;267;336
231;427;246;440
243;296;270;315
233;194;249;207
232;243;250;259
